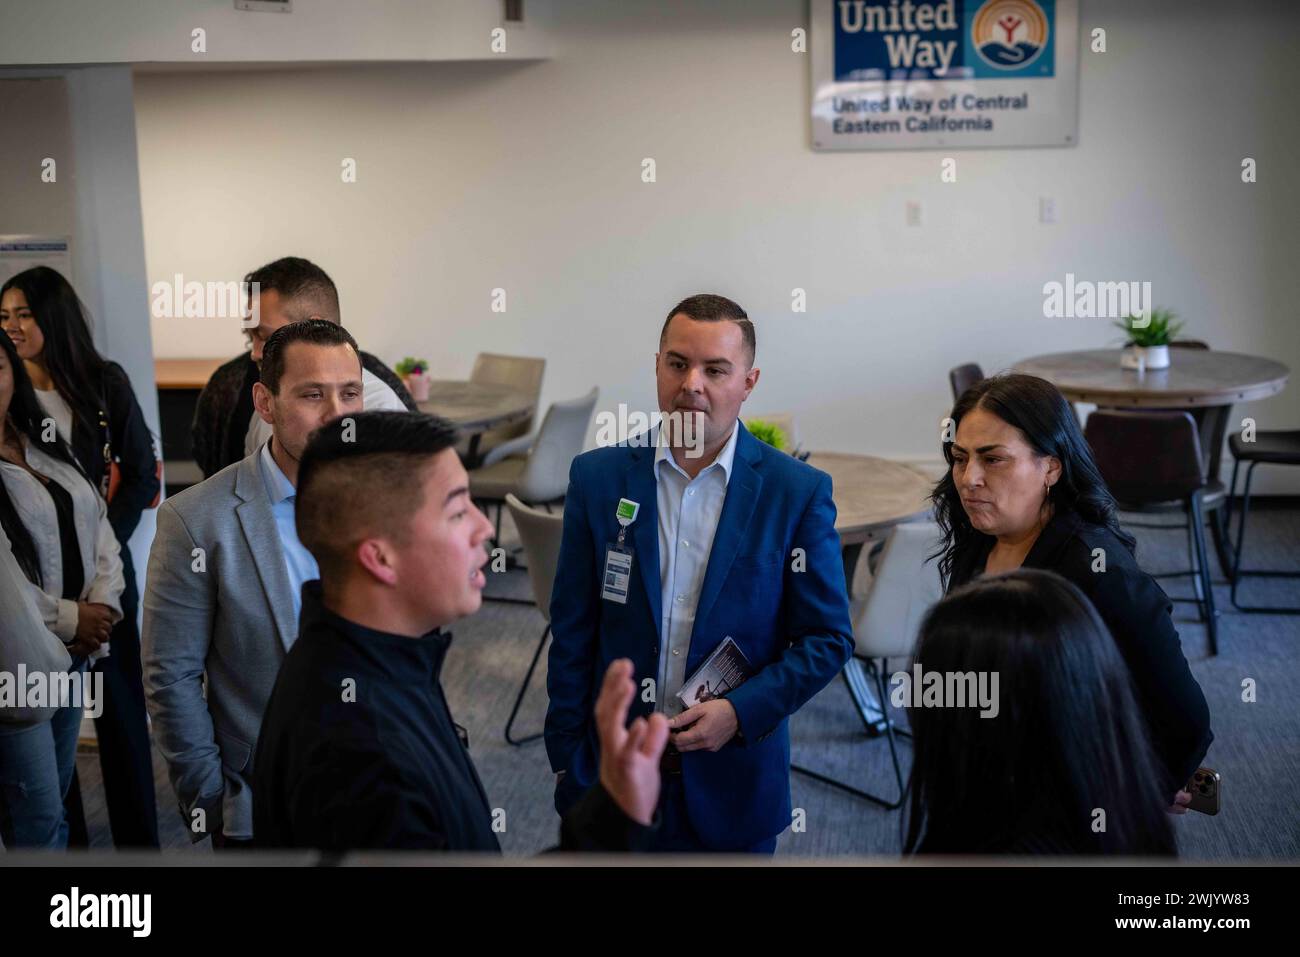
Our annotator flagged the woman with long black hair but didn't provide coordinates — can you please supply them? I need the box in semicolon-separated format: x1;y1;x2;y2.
0;330;123;847
931;373;1212;805
1;266;159;847
904;569;1177;855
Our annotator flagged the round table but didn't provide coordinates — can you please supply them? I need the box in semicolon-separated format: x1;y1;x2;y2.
805;451;935;591
1013;349;1288;409
416;380;535;462
1014;348;1289;478
1013;348;1290;574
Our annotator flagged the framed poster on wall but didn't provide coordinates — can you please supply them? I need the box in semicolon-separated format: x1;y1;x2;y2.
811;0;1079;150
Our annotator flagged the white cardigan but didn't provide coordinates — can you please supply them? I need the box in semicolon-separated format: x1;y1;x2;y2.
0;524;72;726
0;438;124;643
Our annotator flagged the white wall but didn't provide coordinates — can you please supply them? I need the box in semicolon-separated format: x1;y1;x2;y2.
0;78;75;234
0;0;553;64
0;67;160;585
133;0;1300;490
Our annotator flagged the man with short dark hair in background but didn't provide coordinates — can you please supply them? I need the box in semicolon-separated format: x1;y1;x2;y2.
545;293;855;853
191;256;415;478
252;411;667;852
144;319;367;849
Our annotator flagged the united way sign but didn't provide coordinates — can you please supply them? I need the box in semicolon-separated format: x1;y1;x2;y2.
811;0;1079;150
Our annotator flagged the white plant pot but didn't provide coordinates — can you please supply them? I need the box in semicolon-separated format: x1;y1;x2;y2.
1120;344;1170;371
1144;344;1170;369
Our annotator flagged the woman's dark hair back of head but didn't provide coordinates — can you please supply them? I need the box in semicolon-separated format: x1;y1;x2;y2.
0;328;81;587
903;568;1175;856
929;373;1133;587
0;266;108;456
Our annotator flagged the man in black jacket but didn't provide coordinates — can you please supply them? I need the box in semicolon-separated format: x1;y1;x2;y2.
191;257;415;479
252;412;667;851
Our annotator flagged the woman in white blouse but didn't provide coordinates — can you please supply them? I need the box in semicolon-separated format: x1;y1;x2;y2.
0;331;122;848
2;267;160;847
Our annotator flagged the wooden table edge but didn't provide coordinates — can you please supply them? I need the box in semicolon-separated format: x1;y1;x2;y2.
1048;376;1288;407
836;506;935;547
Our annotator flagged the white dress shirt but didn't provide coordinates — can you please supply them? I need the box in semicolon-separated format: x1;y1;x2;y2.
257;441;319;626
653;422;739;717
244;367;406;457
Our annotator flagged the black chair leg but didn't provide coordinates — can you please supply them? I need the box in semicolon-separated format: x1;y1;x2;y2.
1230;463;1254;607
1209;505;1235;582
790;657;908;809
1188;493;1218;656
505;624;550;746
1185;510;1208;623
1225;458;1242;539
1122;510;1225;605
481;540;536;607
1230;462;1300;615
871;660;908;809
481;499;535;605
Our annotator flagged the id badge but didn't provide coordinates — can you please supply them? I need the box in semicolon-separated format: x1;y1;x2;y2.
601;543;634;604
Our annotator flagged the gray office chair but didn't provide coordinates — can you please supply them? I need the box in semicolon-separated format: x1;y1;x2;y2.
792;521;943;809
459;353;546;460
471;386;598;522
502;494;565;745
471;387;596;603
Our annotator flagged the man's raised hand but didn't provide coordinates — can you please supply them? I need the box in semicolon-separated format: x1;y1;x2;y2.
595;658;668;826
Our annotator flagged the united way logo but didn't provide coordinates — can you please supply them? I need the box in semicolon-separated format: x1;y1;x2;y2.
970;0;1049;71
832;0;1057;82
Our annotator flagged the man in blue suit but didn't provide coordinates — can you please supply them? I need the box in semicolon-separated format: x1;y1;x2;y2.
545;294;855;853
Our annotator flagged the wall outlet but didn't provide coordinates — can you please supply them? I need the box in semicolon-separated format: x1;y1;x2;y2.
906;201;922;226
1039;196;1057;224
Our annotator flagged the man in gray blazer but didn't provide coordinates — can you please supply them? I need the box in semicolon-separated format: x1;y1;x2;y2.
142;320;367;848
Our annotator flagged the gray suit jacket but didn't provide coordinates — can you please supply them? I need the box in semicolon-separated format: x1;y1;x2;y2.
142;451;298;842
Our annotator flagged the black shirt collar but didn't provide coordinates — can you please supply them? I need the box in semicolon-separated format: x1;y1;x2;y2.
298;580;451;678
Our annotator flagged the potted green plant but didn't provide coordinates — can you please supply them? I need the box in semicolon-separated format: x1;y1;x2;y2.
395;356;430;401
744;418;789;453
1114;308;1183;371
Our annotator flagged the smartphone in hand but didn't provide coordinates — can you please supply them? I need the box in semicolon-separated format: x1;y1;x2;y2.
1185;767;1220;815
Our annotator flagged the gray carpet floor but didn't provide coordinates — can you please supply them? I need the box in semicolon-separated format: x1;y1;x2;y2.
76;502;1300;858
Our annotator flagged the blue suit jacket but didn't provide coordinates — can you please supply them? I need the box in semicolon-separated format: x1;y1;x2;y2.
544;422;854;849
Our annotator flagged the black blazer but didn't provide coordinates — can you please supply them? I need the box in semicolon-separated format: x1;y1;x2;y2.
947;507;1213;797
66;361;159;548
